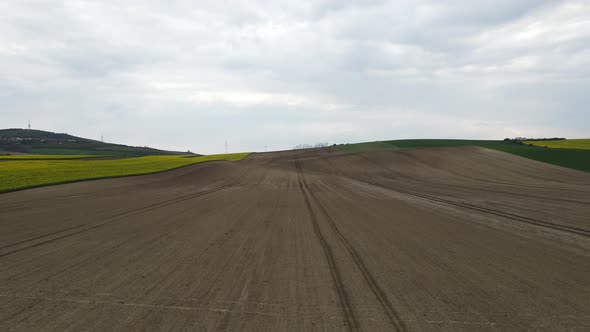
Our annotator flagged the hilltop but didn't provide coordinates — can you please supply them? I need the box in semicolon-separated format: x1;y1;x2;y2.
0;128;193;157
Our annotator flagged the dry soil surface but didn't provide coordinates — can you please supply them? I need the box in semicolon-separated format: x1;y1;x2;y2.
1;147;589;331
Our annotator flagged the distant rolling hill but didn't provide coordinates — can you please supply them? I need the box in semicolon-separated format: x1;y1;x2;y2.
337;139;590;173
0;128;194;157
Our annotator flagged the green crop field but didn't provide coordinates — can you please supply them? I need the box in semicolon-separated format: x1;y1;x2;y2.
0;153;250;193
338;139;590;173
526;139;590;150
27;148;115;155
0;154;97;160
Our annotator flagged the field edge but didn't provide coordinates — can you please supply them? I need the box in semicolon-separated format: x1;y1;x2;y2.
0;153;251;194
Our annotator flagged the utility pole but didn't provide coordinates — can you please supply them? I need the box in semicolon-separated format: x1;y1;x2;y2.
265;145;267;152
225;140;228;154
101;134;104;143
28;120;31;130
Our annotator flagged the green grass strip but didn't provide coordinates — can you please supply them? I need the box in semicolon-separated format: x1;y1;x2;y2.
0;153;250;193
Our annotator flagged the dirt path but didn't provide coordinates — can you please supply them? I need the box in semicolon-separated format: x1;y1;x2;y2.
1;147;589;331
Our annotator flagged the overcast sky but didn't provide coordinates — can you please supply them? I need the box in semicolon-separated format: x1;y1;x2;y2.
1;1;588;153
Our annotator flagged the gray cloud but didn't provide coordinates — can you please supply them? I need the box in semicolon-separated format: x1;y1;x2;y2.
0;0;588;153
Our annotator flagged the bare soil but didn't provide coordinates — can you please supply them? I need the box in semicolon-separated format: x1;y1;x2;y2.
1;147;589;331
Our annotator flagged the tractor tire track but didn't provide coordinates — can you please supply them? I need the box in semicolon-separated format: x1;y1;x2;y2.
295;161;359;331
349;172;590;238
356;154;590;206
0;178;242;258
296;160;407;331
0;224;87;251
317;154;590;238
353;155;590;237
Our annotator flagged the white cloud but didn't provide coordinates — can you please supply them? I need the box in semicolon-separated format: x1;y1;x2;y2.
473;2;590;50
0;0;588;154
186;91;308;107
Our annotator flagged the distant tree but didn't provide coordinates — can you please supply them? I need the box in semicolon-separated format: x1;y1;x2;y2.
293;142;330;150
293;144;313;150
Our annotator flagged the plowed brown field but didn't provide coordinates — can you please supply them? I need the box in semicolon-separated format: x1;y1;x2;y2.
1;147;589;331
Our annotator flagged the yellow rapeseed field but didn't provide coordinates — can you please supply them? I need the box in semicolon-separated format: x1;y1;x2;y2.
0;154;95;159
0;153;250;192
526;139;590;150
